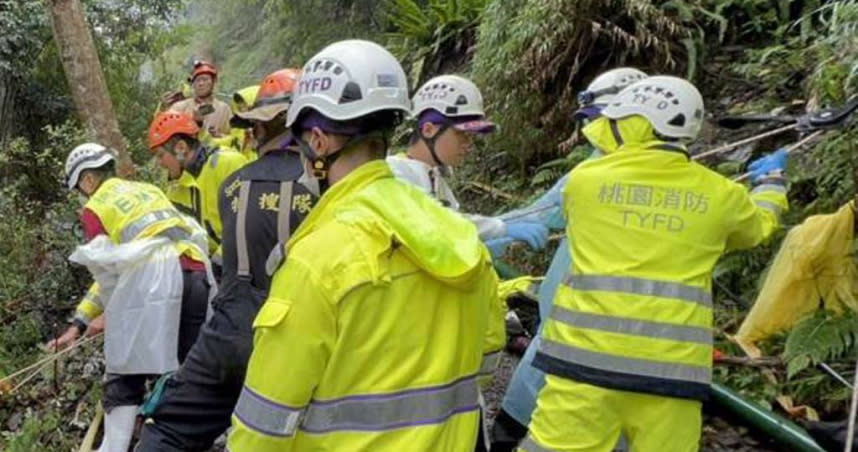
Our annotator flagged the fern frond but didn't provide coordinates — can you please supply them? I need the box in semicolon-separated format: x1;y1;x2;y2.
784;310;858;378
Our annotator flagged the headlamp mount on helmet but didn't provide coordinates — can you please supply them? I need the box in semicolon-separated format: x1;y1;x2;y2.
577;86;622;107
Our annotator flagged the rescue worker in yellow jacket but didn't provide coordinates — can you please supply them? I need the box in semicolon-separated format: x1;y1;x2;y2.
210;85;260;162
49;143;212;452
227;39;503;452
520;76;789;452
148;110;248;258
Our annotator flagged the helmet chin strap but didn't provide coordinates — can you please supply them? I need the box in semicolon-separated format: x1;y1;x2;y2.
295;131;389;195
418;123;451;176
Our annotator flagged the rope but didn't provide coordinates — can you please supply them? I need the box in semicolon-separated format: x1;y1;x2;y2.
0;333;103;391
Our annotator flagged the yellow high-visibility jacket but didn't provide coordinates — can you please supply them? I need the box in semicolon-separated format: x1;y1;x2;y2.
73;178;205;325
228;160;503;452
165;148;248;254
533;116;788;401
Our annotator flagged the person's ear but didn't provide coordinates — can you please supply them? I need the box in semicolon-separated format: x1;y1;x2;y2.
308;127;331;156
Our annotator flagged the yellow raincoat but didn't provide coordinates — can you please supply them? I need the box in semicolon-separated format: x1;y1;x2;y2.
228;160;503;452
735;201;858;356
521;116;787;452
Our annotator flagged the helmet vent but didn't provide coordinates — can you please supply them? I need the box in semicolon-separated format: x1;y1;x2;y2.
445;106;459;115
339;81;363;104
668;114;686;127
455;95;468;106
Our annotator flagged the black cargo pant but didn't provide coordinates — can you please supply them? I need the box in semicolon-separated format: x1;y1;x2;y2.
136;281;265;452
103;270;210;410
489;408;529;452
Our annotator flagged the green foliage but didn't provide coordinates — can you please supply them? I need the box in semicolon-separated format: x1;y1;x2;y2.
530;143;593;188
162;0;384;95
3;412;72;451
784;310;858;378
806;0;858;100
0;121;87;203
472;0;697;173
385;0;488;86
0;122;89;374
698;0;821;43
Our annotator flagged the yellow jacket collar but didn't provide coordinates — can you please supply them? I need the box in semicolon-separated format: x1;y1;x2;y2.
288;160;391;248
583;116;687;156
288;159;487;285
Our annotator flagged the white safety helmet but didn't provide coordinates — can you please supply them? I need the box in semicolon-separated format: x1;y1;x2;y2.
65;142;116;190
412;75;487;118
602;75;704;140
285;40;411;127
577;67;648;107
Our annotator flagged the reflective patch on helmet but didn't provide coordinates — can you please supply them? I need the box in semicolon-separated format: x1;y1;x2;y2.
377;73;398;87
299;76;333;94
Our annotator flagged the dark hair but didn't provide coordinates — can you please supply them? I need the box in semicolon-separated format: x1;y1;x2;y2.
80;159;116;183
294;109;403;136
167;133;199;150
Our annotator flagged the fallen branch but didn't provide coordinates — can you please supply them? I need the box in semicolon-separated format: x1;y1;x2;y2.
464;181;521;201
715;356;781;367
78;404;103;452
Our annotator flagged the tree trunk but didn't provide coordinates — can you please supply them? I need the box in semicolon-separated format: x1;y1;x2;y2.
0;70;15;148
46;0;134;177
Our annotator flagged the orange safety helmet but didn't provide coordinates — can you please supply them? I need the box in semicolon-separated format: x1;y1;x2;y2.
233;68;302;123
257;68;301;102
189;60;218;82
148;111;200;150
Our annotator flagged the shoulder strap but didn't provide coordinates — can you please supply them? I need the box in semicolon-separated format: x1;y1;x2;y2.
235;180;252;278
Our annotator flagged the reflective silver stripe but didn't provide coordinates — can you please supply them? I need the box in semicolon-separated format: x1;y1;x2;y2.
539;339;711;384
119;209;182;243
479;351;502;376
755;200;783;216
277;182;293;243
550;305;711;345
191;188;202;222
233;385;303;437
265;243;286;277
73;312;95;325
236;181;252;278
563;274;711;308
752;183;786;194
520;435;559;452
301;375;479;433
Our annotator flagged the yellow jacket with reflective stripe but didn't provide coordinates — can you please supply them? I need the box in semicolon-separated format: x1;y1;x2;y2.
165;148;248;254
74;178;205;324
533;116;787;400
228;160;502;452
208;128;257;162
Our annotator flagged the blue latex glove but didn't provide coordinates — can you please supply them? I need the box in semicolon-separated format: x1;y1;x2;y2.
485;237;515;259
748;148;788;182
505;222;549;250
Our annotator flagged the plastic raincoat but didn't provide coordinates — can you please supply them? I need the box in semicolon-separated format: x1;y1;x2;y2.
735;201;858;356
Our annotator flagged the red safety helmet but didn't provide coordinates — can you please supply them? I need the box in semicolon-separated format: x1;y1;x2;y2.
189;60;218;82
148;111;200;150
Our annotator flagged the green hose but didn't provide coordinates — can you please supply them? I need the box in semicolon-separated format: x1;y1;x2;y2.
710;383;826;452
